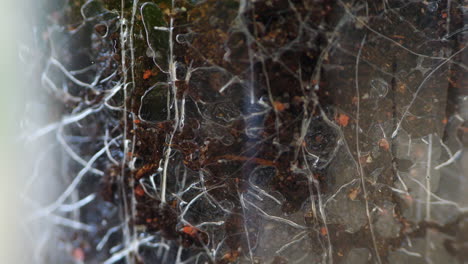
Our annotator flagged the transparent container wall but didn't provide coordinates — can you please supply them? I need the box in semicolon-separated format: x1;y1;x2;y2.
22;0;467;263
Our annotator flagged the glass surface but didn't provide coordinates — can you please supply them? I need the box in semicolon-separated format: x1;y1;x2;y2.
21;0;467;263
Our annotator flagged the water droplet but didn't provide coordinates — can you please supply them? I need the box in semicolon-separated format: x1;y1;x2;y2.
176;33;193;44
427;2;438;13
369;78;389;99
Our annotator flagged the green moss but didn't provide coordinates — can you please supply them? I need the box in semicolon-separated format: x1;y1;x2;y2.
140;84;170;122
141;2;169;70
102;0;133;10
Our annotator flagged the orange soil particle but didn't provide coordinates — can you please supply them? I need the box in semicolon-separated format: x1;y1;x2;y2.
217;154;277;167
135;184;145;197
336;113;350;127
273;101;287;111
348;188;360;201
378;138;390;151
135;163;158;179
320;226;328;236
222;251;239;262
72;248;85;261
182;225;199;236
143;69;156;80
